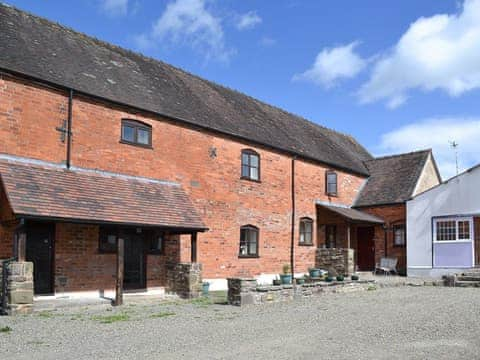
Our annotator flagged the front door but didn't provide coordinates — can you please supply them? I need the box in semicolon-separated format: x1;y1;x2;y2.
474;217;480;266
357;226;375;271
123;233;146;290
26;223;54;295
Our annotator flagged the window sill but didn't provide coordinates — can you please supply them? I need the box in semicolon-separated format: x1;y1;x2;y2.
326;193;338;197
298;243;313;247
238;255;259;258
240;176;261;183
119;140;153;149
433;240;472;244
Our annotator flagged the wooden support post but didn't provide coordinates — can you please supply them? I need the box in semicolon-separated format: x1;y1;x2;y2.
191;232;197;263
347;223;351;249
17;231;26;262
114;237;124;306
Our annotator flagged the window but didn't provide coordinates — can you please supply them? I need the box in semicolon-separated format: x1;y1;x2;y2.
326;171;337;196
299;218;313;245
239;225;259;257
435;218;472;242
99;227;117;253
325;225;336;248
121;119;152;147
241;150;260;181
393;225;406;247
148;232;164;255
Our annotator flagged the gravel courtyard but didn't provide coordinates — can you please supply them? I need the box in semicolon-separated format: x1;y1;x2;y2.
0;287;479;360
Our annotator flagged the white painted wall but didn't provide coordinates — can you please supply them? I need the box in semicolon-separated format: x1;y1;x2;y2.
407;165;480;277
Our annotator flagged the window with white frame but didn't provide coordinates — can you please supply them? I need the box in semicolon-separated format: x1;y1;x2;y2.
434;218;472;242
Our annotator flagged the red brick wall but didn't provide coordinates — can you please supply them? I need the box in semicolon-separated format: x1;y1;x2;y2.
360;204;407;272
0;74;367;279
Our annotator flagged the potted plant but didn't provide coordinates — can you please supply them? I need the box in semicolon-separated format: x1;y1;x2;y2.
325;276;334;282
308;267;321;278
351;274;359;281
280;264;292;284
272;276;281;286
295;276;305;285
336;275;344;282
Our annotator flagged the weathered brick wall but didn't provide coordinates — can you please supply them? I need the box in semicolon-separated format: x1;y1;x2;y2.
0;74;367;280
360;204;406;272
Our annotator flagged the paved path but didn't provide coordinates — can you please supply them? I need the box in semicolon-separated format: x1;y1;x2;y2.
0;287;479;359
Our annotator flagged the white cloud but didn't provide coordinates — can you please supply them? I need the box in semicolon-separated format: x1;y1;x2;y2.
377;118;480;179
259;36;276;47
100;0;128;16
293;42;367;88
136;0;234;62
236;11;262;30
359;0;480;107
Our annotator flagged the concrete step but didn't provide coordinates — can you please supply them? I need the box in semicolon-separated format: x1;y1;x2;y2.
454;281;480;288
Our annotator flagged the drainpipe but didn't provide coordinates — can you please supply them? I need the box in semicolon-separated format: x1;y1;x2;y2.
290;157;296;280
66;89;73;169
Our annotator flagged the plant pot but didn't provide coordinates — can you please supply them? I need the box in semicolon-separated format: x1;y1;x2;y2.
280;274;292;285
351;275;359;281
336;275;344;282
295;278;305;285
272;279;281;286
309;268;321;278
325;276;334;283
202;282;210;296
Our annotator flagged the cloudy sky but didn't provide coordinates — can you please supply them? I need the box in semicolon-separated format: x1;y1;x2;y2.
9;0;480;179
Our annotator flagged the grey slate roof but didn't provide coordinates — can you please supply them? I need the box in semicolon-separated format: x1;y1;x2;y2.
0;4;372;175
316;202;384;224
354;150;434;207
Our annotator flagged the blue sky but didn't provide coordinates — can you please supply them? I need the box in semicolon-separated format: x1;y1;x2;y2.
6;0;480;178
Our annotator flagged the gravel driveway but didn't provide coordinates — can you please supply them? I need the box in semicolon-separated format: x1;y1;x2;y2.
0;287;479;360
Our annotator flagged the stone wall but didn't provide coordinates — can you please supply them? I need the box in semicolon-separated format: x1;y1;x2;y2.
0;261;34;315
228;277;374;306
316;248;354;276
166;262;202;299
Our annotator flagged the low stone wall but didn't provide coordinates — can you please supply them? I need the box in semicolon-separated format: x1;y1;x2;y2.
227;277;374;306
0;260;34;315
166;262;202;299
316;248;354;276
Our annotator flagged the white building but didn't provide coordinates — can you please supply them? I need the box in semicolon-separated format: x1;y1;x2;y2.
407;164;480;277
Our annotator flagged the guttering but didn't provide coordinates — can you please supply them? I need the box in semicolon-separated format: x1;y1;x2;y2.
14;214;209;233
290;156;296;279
66;89;73;169
0;67;370;178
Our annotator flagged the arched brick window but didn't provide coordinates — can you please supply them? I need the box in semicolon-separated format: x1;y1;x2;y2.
241;149;260;181
299;217;313;245
239;225;259;257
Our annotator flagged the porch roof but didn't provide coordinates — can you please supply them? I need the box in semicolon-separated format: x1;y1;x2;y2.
0;156;207;232
316;201;384;224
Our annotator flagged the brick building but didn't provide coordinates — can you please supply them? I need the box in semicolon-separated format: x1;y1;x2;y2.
0;5;440;298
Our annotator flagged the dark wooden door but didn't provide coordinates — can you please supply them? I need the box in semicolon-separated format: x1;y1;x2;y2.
123;234;146;290
26;223;54;295
357;226;375;271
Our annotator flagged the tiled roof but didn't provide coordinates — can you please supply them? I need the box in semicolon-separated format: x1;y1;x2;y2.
0;4;372;176
0;157;206;231
354;150;434;207
316;202;384;224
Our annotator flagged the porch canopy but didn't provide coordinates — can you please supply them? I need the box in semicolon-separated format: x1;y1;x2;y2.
0;156;207;232
316;201;384;225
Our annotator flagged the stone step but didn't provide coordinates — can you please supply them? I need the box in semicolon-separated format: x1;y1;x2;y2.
454;281;480;288
457;276;480;282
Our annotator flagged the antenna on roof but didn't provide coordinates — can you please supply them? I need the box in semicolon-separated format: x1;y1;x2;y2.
449;140;459;175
